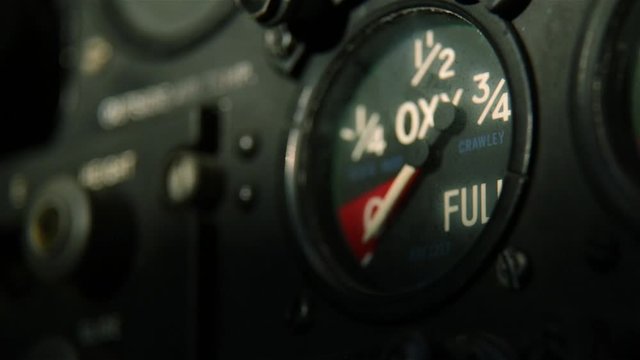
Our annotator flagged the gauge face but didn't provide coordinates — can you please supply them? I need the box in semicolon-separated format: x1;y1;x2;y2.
292;6;528;296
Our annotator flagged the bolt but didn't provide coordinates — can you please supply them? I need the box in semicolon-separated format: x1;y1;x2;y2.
264;25;296;58
81;37;113;76
166;153;200;205
496;247;530;290
237;184;256;209
285;293;312;333
166;152;223;208
238;133;259;158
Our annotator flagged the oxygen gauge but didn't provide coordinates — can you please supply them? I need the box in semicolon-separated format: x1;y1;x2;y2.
286;2;532;311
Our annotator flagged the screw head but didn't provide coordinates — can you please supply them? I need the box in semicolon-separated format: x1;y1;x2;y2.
166;152;224;209
264;26;296;58
237;133;259;158
237;185;257;209
285;293;313;333
166;153;200;205
81;37;113;76
496;247;531;290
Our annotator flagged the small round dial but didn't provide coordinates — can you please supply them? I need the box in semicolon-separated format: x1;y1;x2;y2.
574;0;640;231
105;0;235;54
287;3;531;303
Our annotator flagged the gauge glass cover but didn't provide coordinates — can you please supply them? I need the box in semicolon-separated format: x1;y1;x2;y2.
306;8;516;294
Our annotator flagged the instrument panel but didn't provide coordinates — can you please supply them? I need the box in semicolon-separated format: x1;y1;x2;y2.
0;0;639;359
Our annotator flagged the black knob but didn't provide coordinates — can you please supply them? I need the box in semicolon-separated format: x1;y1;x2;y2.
24;176;135;297
236;0;348;52
164;151;224;209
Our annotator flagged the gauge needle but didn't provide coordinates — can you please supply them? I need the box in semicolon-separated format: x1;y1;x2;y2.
362;103;457;243
362;164;417;242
